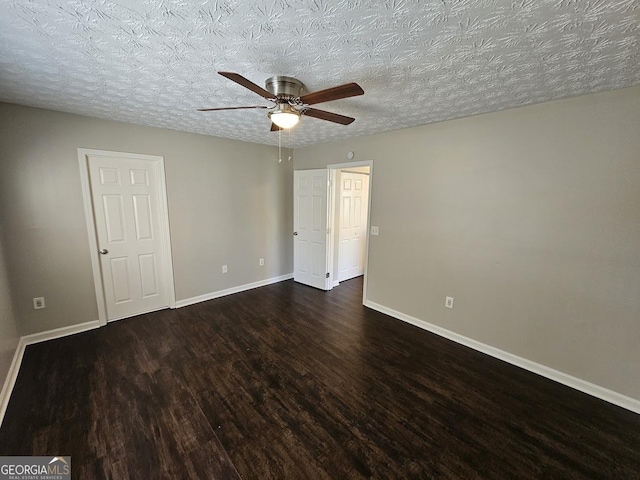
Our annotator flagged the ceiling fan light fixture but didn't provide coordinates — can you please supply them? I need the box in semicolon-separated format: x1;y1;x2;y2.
270;112;300;129
269;104;300;129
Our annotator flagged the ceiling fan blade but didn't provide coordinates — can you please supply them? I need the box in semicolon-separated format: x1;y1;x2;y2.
303;108;355;125
270;123;283;132
299;82;364;105
218;72;275;99
197;106;269;111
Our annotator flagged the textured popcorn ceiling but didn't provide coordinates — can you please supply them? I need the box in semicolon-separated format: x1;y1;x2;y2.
0;0;638;148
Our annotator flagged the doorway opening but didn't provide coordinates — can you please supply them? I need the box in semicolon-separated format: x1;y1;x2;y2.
328;161;373;304
292;161;373;303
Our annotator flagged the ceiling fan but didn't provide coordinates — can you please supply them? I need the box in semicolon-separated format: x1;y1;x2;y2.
198;72;364;130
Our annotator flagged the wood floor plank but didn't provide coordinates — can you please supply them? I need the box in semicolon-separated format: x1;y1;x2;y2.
1;277;639;479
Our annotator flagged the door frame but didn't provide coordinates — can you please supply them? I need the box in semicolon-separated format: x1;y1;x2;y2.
327;160;373;305
78;148;176;326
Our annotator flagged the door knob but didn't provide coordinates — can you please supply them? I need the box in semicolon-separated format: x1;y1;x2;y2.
293;232;298;236
99;249;109;255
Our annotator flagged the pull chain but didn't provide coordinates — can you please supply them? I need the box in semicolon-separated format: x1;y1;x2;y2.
278;128;282;163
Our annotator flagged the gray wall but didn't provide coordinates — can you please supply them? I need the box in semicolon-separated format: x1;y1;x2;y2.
0;102;293;335
295;86;640;400
0;227;20;389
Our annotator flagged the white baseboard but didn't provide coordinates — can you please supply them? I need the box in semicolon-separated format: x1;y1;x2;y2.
364;300;640;415
0;337;26;429
175;273;294;308
0;319;101;428
21;320;101;346
332;281;340;288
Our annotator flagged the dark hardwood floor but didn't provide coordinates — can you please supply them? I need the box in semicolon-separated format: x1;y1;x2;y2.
1;277;639;479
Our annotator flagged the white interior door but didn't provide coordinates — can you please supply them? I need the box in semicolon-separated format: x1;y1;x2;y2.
338;172;369;282
88;154;170;320
294;169;330;290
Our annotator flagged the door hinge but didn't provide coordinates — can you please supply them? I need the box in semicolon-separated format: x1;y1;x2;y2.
326;273;330;278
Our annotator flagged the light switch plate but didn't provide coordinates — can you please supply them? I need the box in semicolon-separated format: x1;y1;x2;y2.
371;226;379;236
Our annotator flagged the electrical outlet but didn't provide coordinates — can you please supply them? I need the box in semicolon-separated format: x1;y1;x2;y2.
445;296;454;309
222;265;228;274
371;226;379;236
259;258;264;266
33;297;45;309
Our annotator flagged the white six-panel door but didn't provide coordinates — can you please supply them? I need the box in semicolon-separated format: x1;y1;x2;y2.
88;154;169;320
338;172;369;282
294;169;330;290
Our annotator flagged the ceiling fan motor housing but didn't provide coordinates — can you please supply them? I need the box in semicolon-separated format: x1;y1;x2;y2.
265;76;304;99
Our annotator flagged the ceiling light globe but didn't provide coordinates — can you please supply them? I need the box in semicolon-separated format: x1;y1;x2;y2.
270;111;300;129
